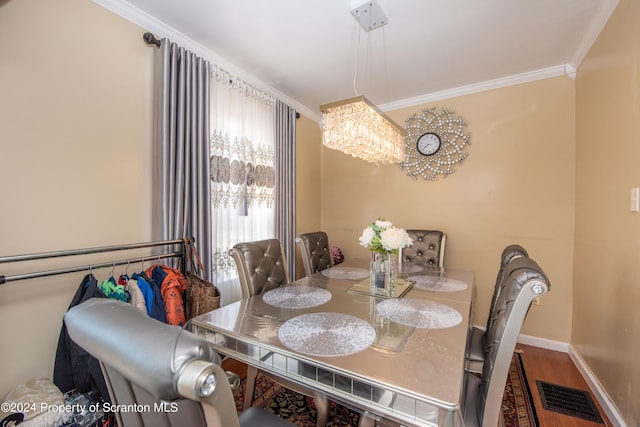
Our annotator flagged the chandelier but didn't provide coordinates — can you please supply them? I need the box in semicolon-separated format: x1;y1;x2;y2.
319;0;405;165
320;96;405;164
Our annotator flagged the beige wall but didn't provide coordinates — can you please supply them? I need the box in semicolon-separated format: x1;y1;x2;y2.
1;0;636;422
0;0;154;396
321;77;576;343
574;0;640;423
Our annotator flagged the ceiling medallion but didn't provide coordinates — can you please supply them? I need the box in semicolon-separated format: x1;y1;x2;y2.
399;108;471;181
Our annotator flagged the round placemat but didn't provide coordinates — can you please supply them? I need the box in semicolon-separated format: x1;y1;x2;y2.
278;312;376;356
376;298;462;329
412;276;468;292
263;286;332;308
399;263;423;273
321;267;369;280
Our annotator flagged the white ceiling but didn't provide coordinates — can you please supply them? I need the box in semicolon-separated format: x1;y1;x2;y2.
97;0;618;122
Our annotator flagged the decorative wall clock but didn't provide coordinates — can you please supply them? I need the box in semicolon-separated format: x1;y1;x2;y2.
399;108;471;181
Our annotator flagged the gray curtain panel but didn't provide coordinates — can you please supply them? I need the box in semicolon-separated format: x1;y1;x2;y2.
274;100;297;280
152;39;213;280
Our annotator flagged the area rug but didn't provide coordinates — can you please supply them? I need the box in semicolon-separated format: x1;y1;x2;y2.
503;353;539;427
234;353;537;427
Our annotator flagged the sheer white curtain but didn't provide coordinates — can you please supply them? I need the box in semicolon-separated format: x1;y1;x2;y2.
210;65;276;305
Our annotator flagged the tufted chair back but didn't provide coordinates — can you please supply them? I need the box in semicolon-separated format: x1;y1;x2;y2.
487;245;529;328
467;245;529;373
402;230;447;267
295;231;332;277
463;256;550;427
230;239;290;299
64;299;293;427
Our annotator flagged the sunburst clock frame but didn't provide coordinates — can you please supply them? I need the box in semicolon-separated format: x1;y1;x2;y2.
399;107;471;181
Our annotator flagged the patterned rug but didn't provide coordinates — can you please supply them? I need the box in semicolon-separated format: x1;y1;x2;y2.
502;353;539;427
234;353;537;426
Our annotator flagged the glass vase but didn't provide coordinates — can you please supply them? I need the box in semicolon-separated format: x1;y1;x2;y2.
370;251;397;296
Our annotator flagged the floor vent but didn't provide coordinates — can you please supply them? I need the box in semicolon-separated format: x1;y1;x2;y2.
536;380;604;423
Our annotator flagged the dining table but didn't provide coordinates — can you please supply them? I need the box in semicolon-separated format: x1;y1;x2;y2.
189;258;475;427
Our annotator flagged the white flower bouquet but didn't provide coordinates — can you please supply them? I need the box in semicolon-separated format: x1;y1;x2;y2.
359;219;413;255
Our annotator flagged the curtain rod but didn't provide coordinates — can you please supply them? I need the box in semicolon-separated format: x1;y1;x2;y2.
149;32;300;117
143;32;161;47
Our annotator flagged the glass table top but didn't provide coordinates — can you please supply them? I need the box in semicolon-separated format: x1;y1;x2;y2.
190;259;475;427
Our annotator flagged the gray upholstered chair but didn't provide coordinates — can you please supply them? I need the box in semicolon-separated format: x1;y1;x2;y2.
63;298;293;427
230;239;289;300
462;256;550;427
230;239;329;426
295;231;332;277
466;244;529;373
401;230;447;267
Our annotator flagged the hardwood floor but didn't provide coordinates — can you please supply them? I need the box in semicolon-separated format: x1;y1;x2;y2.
222;356;247;380
223;344;613;426
516;344;611;427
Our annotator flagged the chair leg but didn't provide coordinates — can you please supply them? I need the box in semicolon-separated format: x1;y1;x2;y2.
243;365;259;410
358;412;400;427
358;412;376;427
314;392;329;427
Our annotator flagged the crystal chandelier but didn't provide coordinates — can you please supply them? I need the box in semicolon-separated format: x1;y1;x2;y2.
319;0;405;165
320;96;405;164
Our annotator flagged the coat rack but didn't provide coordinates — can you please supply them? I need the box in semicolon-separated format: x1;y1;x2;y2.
0;238;191;285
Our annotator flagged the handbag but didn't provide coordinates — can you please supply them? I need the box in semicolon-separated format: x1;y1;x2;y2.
183;238;221;319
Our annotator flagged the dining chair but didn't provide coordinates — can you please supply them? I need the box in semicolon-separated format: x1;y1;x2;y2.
229;238;329;426
295;231;333;277
63;298;293;427
230;238;289;300
462;256;550;427
466;244;529;373
401;230;447;267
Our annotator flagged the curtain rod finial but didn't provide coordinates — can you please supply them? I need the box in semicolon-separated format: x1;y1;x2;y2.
143;32;161;47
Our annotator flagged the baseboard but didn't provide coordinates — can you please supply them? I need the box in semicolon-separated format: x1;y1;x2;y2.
568;345;628;427
470;326;570;352
516;333;569;352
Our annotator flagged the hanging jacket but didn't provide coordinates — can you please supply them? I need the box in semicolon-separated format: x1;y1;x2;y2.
132;271;166;323
126;277;148;314
99;277;127;301
131;272;154;315
145;265;187;326
53;274;110;403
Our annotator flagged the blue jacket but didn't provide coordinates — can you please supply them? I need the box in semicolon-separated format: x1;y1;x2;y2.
132;272;167;323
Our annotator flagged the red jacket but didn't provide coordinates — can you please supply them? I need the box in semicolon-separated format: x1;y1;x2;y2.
145;265;187;326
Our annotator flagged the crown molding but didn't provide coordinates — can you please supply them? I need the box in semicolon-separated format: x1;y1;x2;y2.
568;0;620;70
379;65;570;112
93;0;613;123
91;0;321;122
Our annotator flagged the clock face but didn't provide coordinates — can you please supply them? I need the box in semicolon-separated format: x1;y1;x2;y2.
417;132;441;156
